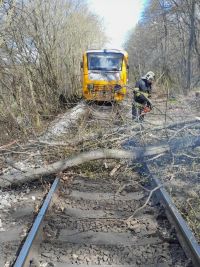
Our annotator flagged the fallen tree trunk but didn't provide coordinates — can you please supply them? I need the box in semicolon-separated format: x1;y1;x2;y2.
0;145;169;187
0;135;199;188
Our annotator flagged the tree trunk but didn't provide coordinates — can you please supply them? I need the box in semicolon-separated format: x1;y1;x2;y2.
186;0;196;92
0;135;199;188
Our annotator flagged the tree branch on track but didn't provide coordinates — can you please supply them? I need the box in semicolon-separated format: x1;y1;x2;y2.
0;145;170;187
126;185;162;221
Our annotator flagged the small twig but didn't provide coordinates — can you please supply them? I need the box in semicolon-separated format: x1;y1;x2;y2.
0;150;35;155
0;139;19;150
36;140;72;147
109;163;121;176
115;181;151;195
187;129;199;137
146;153;165;161
169;124;198;140
152;106;173;122
126;185;163;221
173;152;200;159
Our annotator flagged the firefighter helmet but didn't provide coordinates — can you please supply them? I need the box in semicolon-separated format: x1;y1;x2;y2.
143;71;155;81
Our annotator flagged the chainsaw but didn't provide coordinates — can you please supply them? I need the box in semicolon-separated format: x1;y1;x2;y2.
141;105;151;115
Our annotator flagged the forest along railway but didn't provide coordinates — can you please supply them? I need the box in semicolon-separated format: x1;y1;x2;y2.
13;165;200;267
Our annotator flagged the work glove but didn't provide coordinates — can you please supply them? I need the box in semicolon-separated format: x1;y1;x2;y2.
133;87;139;95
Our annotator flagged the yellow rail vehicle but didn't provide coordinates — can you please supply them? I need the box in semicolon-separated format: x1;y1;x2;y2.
81;49;129;102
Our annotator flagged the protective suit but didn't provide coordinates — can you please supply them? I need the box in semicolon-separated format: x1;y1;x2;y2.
132;71;155;121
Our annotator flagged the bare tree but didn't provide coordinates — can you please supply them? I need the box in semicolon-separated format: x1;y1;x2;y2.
124;0;200;94
0;0;106;139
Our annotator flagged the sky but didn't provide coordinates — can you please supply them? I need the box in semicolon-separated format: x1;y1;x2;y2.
87;0;148;49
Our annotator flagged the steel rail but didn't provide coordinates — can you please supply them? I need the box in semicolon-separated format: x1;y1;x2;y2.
12;154;200;266
13;177;60;267
143;165;200;267
125;136;200;267
122;136;200;266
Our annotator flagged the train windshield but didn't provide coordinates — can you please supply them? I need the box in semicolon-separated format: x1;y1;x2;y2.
87;52;123;71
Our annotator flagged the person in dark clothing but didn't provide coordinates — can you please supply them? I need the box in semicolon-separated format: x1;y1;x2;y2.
132;71;155;121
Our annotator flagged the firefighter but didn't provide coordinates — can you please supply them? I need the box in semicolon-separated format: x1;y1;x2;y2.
132;71;155;121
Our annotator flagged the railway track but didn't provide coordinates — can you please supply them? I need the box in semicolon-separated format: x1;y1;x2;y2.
13;162;200;267
2;102;198;267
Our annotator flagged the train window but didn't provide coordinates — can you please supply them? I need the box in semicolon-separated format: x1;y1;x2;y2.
87;52;123;71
